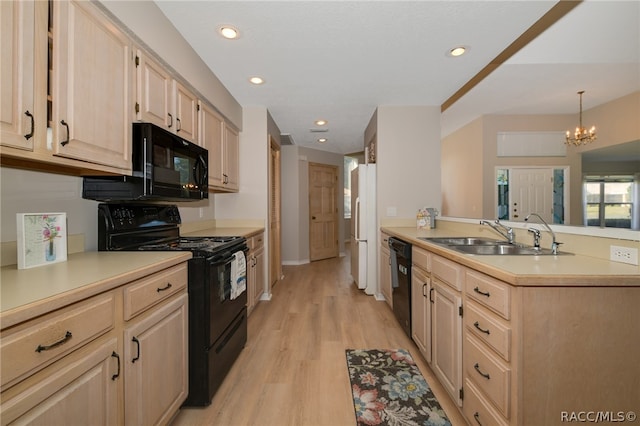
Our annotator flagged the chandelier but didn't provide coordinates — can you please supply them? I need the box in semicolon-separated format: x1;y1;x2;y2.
565;90;596;146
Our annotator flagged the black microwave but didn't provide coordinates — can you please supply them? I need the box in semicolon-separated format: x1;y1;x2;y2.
83;123;208;201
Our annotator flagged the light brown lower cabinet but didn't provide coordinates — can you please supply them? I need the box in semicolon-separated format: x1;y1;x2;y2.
0;261;189;426
409;243;640;425
247;233;265;314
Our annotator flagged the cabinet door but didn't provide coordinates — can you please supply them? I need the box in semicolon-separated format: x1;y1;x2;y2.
432;279;463;406
411;267;431;363
52;0;131;172
136;51;172;129
379;246;392;307
199;101;225;188
0;0;36;150
0;338;119;426
253;247;265;307
223;124;240;191
124;294;188;426
174;81;198;143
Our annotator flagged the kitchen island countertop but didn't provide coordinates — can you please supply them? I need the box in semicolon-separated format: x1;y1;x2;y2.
382;227;640;287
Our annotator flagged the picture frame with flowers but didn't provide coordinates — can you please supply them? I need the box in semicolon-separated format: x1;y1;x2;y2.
16;213;68;269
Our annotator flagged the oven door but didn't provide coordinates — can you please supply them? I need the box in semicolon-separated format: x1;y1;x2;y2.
208;251;247;346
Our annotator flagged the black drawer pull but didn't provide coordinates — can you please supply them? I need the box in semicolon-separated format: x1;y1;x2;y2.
167;113;173;128
24;110;34;140
474;412;483;425
473;286;490;297
176;117;181;131
60;120;70;146
157;282;173;293
132;337;140;363
111;351;120;380
36;331;72;352
474;363;491;379
473;321;491;335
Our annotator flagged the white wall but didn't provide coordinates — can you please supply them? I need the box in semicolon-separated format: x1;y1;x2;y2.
0;167;214;254
376;106;442;224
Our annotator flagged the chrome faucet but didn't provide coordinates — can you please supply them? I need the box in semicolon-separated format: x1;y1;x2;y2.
525;213;561;254
480;219;515;244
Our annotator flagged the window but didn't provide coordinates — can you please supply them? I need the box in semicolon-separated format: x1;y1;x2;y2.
344;156;359;218
584;175;635;229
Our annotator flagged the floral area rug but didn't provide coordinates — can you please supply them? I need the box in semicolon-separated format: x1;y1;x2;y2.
346;349;451;426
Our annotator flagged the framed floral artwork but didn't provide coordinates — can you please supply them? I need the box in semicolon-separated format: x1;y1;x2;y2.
17;213;68;269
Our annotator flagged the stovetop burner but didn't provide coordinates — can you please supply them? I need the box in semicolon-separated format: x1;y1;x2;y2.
137;236;243;255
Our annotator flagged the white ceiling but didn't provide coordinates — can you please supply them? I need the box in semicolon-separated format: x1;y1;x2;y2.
155;1;640;155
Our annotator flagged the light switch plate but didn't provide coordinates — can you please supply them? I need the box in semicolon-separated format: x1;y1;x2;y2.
610;245;638;265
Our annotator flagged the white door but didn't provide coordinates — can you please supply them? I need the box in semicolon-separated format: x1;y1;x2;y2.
509;168;553;222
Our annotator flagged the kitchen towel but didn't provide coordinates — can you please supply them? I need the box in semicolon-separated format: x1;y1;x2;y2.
230;251;247;300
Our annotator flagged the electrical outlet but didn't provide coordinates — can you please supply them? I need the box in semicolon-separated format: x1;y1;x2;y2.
610;245;639;266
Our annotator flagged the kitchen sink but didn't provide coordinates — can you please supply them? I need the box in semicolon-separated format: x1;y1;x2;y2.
418;236;572;255
418;237;502;245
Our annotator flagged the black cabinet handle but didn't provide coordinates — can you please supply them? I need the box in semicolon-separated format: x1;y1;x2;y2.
422;283;427;297
167;113;173;128
36;331;72;352
429;287;434;303
474;412;483;425
156;282;172;293
60;120;70;146
473;286;490;297
176;117;181;132
132;337;140;363
111;351;120;380
473;321;491;335
474;363;491;379
24;110;34;140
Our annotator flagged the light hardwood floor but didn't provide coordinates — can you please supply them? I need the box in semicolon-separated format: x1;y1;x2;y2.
172;255;466;426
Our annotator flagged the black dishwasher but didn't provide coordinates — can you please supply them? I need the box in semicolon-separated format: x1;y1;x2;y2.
389;237;411;337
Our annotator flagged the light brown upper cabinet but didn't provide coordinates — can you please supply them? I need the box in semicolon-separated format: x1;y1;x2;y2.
51;0;132;173
198;101;239;192
135;51;198;144
1;0;37;151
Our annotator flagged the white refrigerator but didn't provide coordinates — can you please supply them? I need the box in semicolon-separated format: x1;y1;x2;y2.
350;164;378;295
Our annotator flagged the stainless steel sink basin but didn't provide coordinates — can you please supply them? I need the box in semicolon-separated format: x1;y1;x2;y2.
453;244;551;255
418;237;501;246
418;236;572;255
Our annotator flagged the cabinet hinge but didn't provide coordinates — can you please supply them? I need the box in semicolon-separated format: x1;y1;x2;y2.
135;55;139;67
459;305;463;317
459;388;464;400
135;102;140;114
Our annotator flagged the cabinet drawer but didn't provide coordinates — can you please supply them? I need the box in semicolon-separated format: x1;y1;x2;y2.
465;270;511;320
412;246;431;273
463;378;509;426
431;255;462;291
123;263;188;321
1;293;115;389
465;333;511;418
465;301;511;361
248;233;264;251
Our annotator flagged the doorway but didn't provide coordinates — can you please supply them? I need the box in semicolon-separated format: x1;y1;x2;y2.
308;163;339;261
496;166;569;224
268;137;282;289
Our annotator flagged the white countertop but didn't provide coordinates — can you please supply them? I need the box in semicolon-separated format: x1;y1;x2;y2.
382;227;640;287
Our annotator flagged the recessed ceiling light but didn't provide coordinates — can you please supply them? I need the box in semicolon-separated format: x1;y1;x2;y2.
318;138;327;143
249;77;264;85
315;119;328;126
449;46;467;57
219;26;239;39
